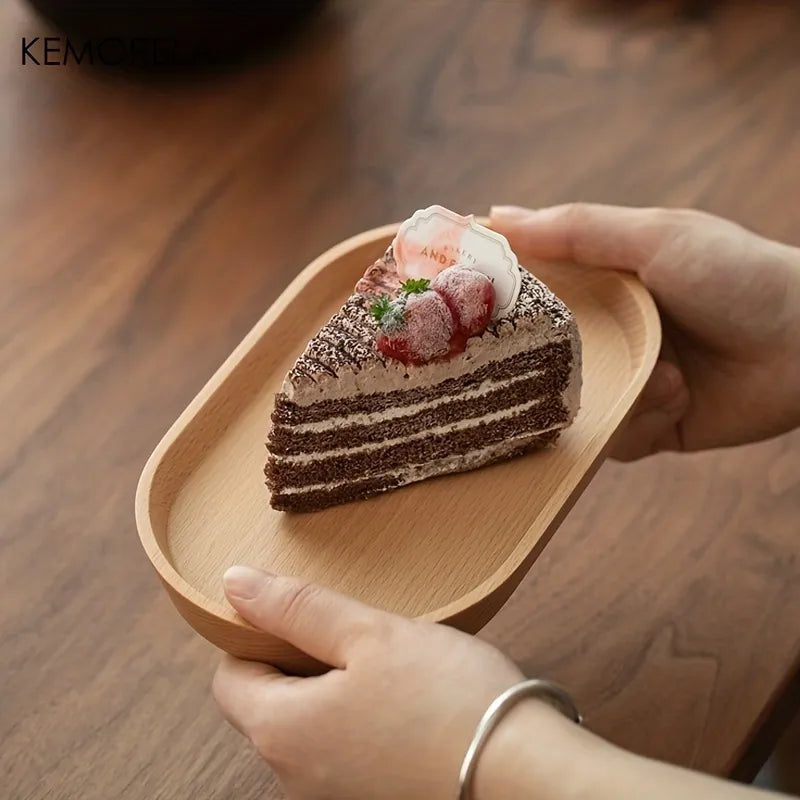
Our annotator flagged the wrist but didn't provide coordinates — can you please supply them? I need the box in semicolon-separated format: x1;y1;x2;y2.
473;698;610;800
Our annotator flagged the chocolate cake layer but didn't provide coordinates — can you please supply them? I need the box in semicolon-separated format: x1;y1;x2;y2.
271;474;404;512
273;340;572;426
266;396;568;491
270;429;560;512
269;368;570;455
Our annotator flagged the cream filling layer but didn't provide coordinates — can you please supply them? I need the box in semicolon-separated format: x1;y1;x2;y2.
271;395;555;465
279;369;545;434
276;424;564;495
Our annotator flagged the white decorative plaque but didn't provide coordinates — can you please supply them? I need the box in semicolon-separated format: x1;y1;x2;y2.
392;205;521;318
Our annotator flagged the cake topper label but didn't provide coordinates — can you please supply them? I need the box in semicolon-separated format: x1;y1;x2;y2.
392;205;521;318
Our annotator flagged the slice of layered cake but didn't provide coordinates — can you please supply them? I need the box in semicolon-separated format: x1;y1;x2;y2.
266;206;581;512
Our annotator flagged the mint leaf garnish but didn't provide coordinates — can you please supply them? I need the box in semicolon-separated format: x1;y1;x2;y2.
400;278;431;295
370;295;393;323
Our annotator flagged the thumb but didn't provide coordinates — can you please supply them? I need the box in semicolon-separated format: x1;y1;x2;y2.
489;203;671;271
223;566;388;669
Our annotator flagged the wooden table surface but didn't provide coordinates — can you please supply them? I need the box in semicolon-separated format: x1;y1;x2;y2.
2;1;799;798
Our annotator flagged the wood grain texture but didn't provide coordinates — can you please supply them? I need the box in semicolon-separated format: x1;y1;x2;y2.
135;225;659;671
1;0;799;797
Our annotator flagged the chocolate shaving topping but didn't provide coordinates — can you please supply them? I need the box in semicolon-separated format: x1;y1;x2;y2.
287;268;572;386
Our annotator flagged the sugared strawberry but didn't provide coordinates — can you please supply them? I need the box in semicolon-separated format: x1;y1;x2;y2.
431;266;495;337
373;287;454;365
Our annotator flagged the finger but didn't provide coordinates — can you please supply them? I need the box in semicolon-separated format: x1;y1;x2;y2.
612;410;680;461
212;654;289;737
489;203;678;271
222;566;385;668
611;380;689;461
635;360;686;414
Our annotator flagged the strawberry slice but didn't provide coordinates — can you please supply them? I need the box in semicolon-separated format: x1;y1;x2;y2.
431;266;495;337
375;290;454;365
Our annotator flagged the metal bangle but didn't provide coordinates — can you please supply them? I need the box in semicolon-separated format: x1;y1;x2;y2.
458;679;583;800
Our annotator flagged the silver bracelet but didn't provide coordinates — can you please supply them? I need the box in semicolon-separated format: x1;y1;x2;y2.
458;679;583;800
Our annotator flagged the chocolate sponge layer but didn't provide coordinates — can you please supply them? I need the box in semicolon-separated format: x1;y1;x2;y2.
266;396;568;491
269;367;570;456
270;429;560;512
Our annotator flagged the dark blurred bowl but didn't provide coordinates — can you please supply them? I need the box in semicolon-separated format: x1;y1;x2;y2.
25;0;325;69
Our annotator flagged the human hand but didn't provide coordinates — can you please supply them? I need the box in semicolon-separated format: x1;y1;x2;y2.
211;567;785;800
212;566;566;800
490;204;800;459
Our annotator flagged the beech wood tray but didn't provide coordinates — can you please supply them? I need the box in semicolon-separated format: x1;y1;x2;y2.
136;222;661;673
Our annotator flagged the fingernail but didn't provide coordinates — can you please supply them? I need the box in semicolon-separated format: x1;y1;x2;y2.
489;205;531;222
223;566;271;599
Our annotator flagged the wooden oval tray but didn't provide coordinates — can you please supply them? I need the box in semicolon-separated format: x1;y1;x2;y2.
136;222;660;673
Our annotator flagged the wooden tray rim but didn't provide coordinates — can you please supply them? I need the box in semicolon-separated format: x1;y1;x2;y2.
135;222;661;635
